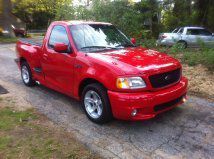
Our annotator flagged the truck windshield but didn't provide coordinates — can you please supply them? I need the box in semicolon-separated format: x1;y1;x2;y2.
70;24;135;52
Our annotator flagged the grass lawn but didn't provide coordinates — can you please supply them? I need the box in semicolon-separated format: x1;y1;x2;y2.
0;97;100;159
0;36;18;43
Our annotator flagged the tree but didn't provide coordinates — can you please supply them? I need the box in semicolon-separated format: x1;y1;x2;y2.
195;0;214;31
1;0;16;37
162;0;194;31
9;0;214;36
12;0;73;29
55;0;75;20
90;0;142;37
134;0;162;37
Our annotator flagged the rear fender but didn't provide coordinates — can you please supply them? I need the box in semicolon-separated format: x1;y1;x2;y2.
16;40;43;81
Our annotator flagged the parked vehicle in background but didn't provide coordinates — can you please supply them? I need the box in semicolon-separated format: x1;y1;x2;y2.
15;21;188;124
157;26;214;48
11;25;26;37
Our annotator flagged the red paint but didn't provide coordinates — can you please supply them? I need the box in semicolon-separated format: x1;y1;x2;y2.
16;21;188;121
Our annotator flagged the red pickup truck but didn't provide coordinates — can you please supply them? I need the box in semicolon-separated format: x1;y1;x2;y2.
16;21;188;124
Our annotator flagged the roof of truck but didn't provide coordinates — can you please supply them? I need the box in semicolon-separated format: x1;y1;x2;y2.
52;20;112;26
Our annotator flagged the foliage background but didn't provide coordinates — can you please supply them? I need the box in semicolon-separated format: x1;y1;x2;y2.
11;0;214;38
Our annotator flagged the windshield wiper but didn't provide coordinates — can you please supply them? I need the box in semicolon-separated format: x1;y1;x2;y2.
80;46;117;50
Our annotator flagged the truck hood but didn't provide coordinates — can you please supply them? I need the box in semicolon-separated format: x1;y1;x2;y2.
88;47;181;75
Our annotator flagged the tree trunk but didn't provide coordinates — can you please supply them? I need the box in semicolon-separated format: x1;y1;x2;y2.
1;0;27;37
196;0;210;26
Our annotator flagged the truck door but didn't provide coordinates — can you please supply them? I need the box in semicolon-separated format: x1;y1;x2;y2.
41;25;75;95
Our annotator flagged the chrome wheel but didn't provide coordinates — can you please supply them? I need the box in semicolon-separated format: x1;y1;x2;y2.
84;90;103;119
21;65;30;84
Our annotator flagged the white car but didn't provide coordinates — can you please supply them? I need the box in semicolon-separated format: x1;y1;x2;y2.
157;26;214;48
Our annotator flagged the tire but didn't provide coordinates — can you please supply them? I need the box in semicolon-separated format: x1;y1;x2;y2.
21;61;35;87
177;41;187;49
81;83;113;124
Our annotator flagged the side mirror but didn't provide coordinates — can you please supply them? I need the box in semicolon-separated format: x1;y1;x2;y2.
54;43;70;53
131;38;136;45
212;33;214;36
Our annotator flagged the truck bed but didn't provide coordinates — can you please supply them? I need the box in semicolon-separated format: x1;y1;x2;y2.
19;37;43;47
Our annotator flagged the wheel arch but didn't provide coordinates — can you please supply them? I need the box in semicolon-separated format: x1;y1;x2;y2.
78;78;106;98
20;57;27;65
178;40;187;45
177;40;188;48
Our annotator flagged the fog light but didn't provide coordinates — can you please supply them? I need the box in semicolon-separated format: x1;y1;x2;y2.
131;109;137;116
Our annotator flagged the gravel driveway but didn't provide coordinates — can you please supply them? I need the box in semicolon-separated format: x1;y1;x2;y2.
0;43;213;159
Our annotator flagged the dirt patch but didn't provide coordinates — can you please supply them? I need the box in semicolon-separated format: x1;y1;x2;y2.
182;64;214;100
0;80;32;111
0;94;32;111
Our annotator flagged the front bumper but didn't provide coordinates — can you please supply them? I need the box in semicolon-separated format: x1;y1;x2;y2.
108;77;188;121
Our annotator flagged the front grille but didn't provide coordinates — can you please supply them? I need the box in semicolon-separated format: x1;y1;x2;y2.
149;68;181;88
154;95;184;112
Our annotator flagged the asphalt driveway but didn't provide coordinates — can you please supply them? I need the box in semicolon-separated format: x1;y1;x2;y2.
0;43;213;159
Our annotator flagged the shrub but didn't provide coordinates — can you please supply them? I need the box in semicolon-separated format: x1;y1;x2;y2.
182;48;214;71
202;49;214;71
139;38;214;72
183;51;201;66
140;39;157;49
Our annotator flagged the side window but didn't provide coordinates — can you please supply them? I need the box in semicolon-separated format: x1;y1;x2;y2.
186;29;200;35
178;28;184;34
48;25;69;49
199;29;212;36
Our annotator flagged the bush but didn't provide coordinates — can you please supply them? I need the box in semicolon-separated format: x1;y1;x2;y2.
183;51;202;66
202;49;214;71
140;39;157;49
182;48;214;71
140;38;214;72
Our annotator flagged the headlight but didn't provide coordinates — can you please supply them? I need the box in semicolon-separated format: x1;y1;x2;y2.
116;77;146;89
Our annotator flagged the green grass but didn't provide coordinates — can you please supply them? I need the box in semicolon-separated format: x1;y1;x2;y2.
0;108;36;130
182;49;214;70
0;136;11;150
0;36;18;43
0;100;100;159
